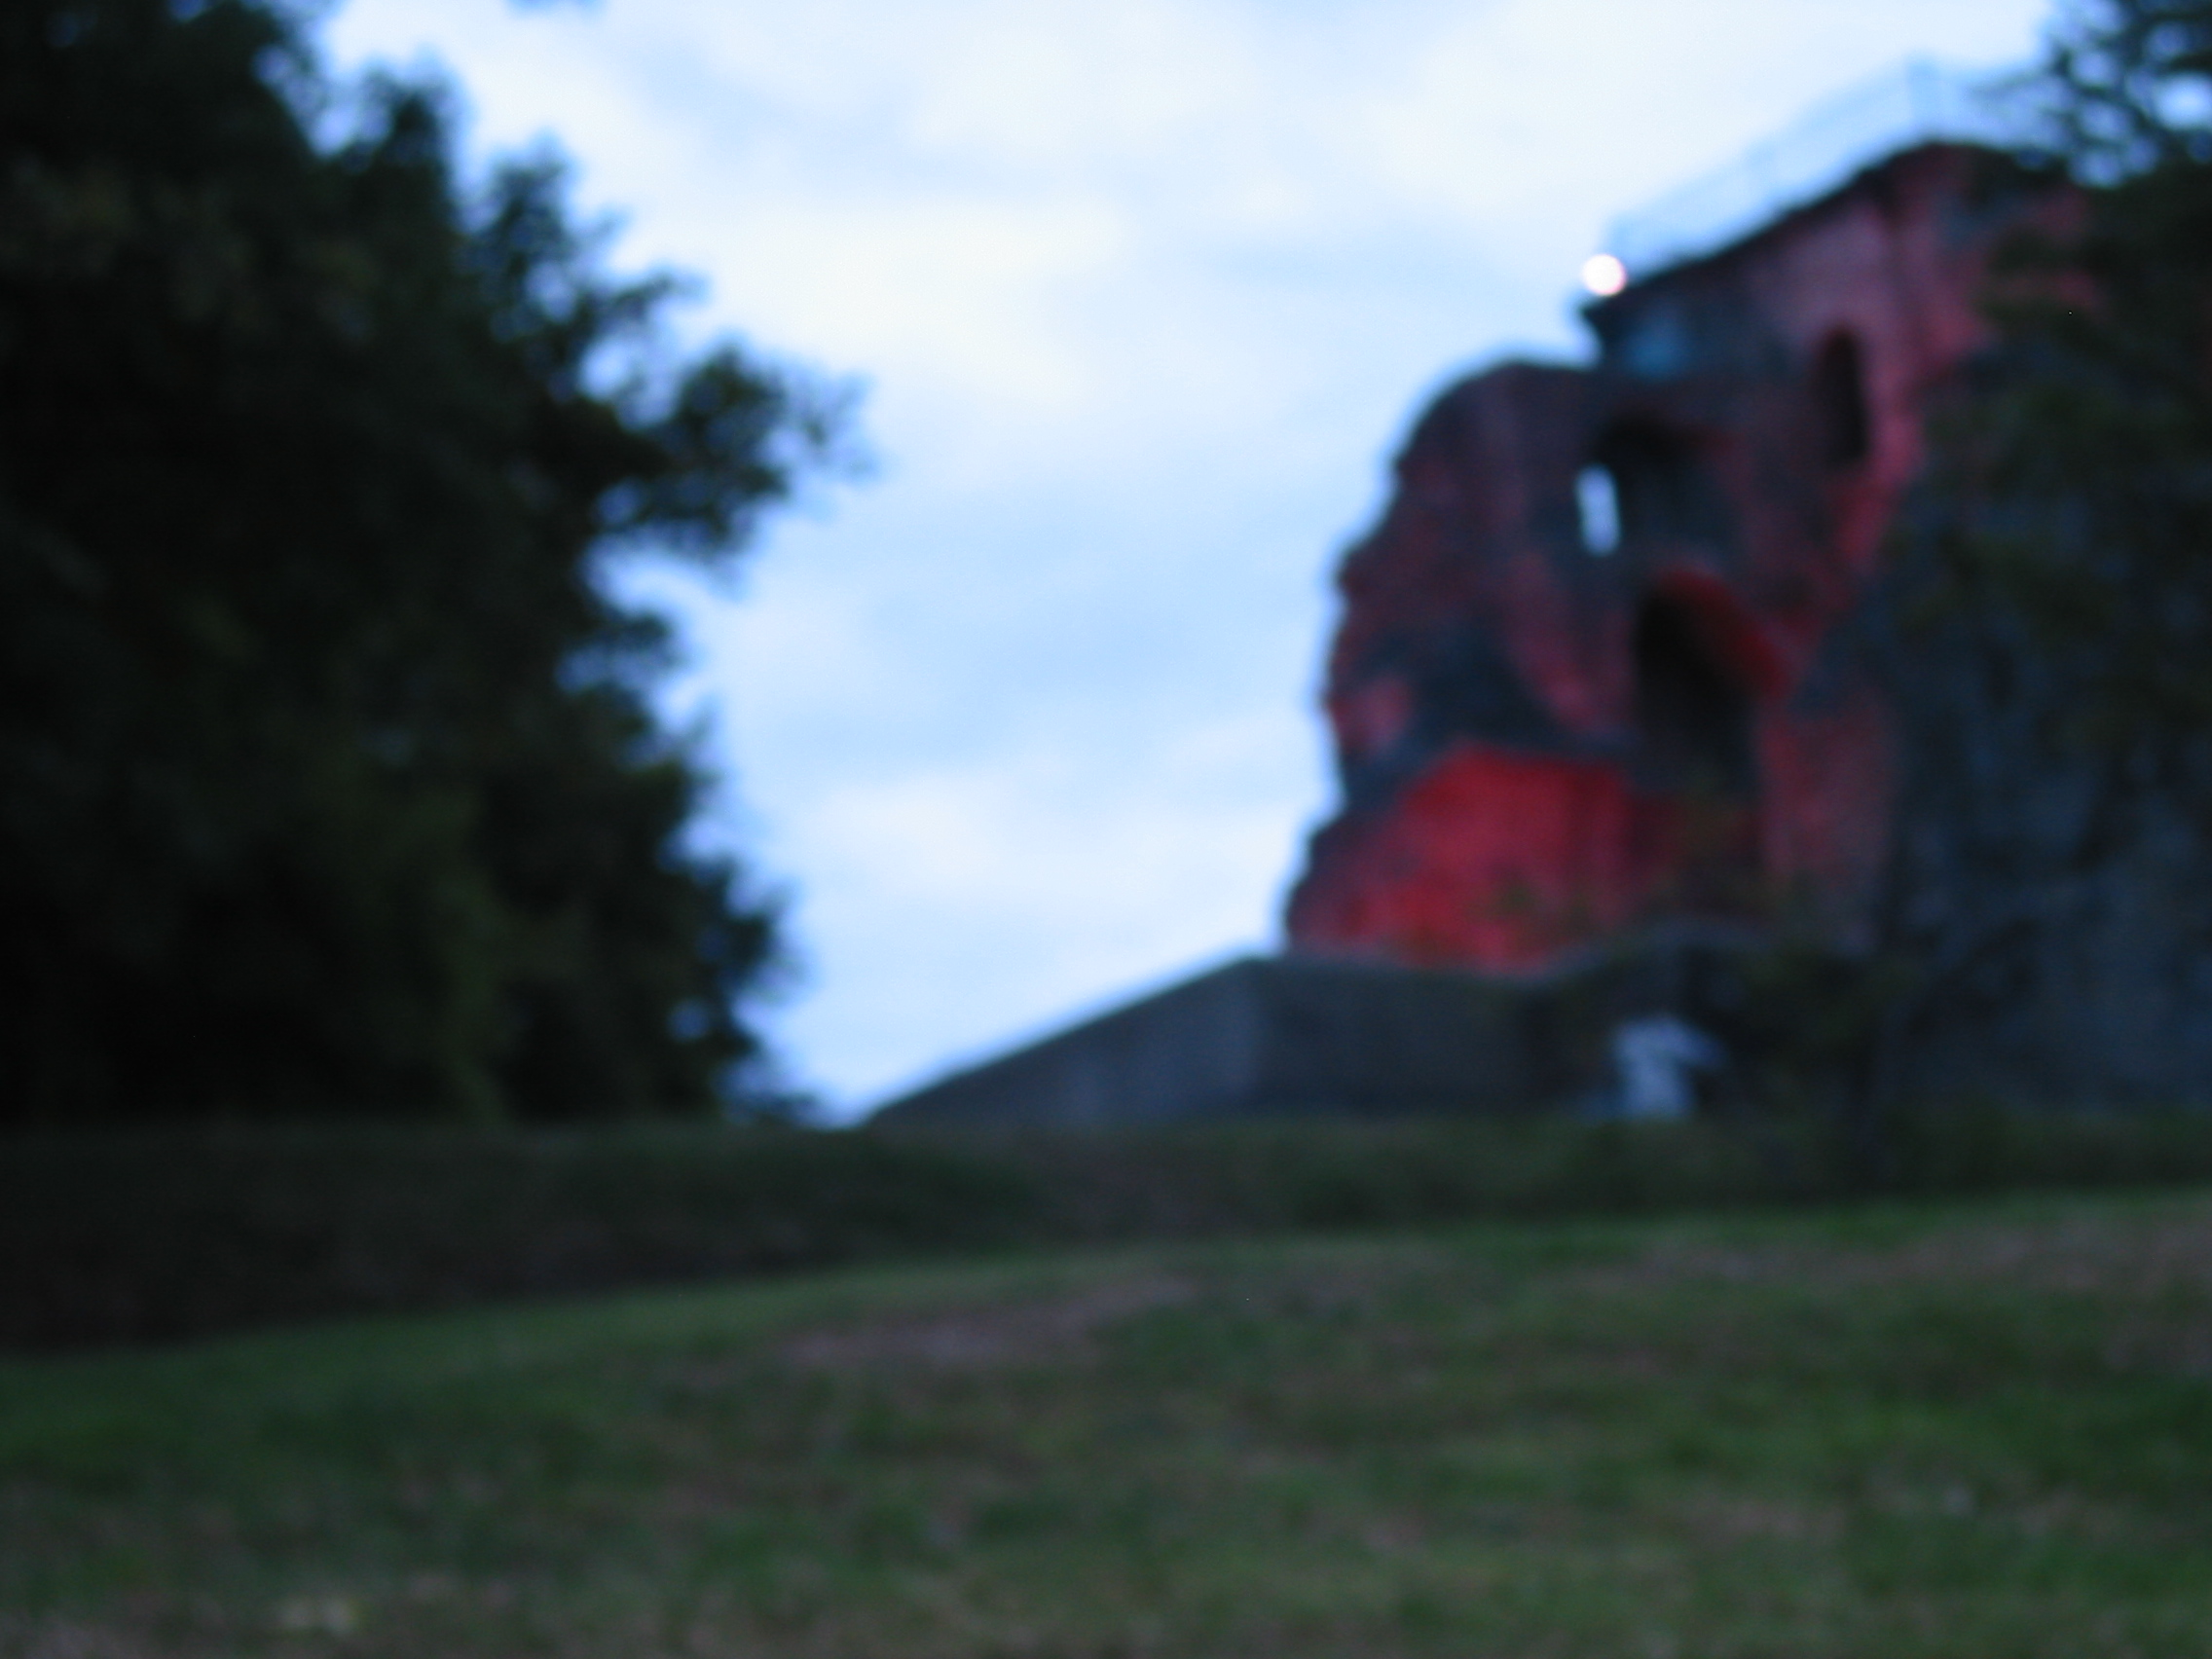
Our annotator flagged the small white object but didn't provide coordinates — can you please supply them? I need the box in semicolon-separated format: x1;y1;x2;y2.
1581;252;1628;296
1611;1016;1723;1120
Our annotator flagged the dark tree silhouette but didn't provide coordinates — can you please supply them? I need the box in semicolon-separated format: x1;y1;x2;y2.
1871;0;2212;1106
0;0;845;1122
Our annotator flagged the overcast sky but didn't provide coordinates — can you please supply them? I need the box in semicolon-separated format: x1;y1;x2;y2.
324;0;2055;1118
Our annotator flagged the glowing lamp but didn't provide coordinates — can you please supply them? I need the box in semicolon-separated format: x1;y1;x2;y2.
1581;253;1627;297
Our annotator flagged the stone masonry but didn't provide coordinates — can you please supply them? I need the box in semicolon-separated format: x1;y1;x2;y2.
1286;143;2072;973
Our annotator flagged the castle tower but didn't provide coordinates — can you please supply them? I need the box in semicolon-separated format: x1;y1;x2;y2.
1287;143;2066;972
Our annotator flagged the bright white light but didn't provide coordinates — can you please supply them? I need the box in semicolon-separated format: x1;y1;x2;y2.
1581;252;1628;296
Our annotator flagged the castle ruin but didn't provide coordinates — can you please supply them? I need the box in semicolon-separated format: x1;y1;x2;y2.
877;113;2212;1127
1286;141;2065;973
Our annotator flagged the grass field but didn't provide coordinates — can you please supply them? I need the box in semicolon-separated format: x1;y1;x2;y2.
4;1189;2210;1658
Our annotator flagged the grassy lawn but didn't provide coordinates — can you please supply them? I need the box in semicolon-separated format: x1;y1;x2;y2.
4;1189;2210;1657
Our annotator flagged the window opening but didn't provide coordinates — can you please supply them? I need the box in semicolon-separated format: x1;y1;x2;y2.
1813;331;1870;467
1593;422;1726;545
1576;465;1620;554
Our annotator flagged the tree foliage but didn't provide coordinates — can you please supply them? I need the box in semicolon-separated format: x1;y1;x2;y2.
0;0;840;1123
1871;0;2212;1101
1912;0;2212;785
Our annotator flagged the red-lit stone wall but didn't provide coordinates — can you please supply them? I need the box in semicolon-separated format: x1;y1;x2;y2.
1286;144;2072;971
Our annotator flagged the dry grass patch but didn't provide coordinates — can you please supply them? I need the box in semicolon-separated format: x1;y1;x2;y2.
776;1275;1197;1373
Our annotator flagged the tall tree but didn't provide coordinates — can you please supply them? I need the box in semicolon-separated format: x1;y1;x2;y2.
0;0;841;1122
1871;0;2212;1103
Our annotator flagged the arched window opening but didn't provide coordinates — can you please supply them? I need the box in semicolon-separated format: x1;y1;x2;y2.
1812;331;1870;467
1576;464;1620;554
1592;422;1727;546
1633;594;1755;796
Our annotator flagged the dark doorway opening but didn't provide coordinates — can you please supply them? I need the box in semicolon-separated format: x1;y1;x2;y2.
1812;331;1870;467
1633;593;1755;796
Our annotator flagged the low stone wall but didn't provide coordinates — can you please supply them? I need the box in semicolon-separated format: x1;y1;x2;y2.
870;940;1770;1127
